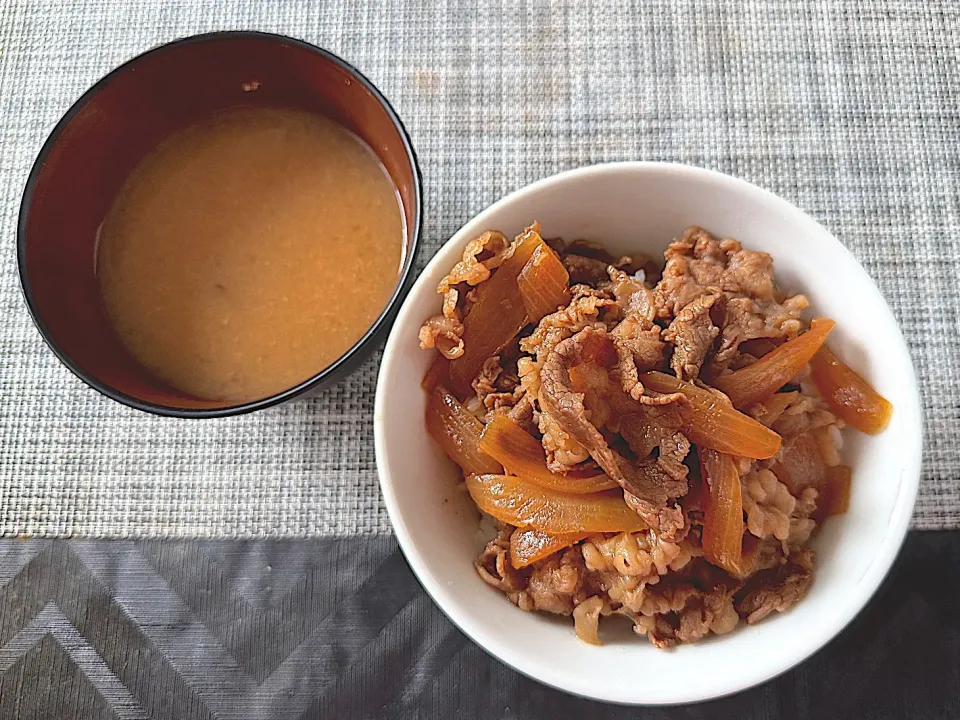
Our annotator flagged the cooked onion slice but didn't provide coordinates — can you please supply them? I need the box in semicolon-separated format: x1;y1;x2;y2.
449;229;545;395
699;449;747;577
479;414;618;494
711;318;835;409
641;372;782;459
510;528;587;568
810;345;893;434
518;243;571;323
425;384;503;475
465;474;646;533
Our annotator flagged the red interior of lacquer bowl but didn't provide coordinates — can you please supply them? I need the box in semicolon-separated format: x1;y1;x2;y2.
20;33;419;413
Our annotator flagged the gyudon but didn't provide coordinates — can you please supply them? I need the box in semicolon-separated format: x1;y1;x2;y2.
419;224;891;647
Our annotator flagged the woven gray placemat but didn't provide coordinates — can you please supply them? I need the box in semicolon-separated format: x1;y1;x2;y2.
0;0;956;537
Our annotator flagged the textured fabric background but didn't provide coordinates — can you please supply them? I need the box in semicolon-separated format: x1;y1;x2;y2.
0;0;957;536
1;533;958;719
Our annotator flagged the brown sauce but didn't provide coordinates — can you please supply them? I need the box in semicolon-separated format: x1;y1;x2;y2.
97;106;404;403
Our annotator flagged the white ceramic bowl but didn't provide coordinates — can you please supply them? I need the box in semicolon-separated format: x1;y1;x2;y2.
374;162;922;705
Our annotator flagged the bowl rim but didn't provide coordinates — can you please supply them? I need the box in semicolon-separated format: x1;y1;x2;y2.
17;30;423;418
374;161;923;705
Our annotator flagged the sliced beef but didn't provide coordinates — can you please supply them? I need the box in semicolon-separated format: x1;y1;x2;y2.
437;230;511;295
714;295;808;364
517;285;616;401
505;392;536;434
724;245;775;298
476;527;529;597
520;285;616;361
654;227;775;317
664;293;720;380
611;320;665;398
646;590;740;647
608;267;657;321
472;356;502;402
523;547;588;615
538;405;591;471
538;327;687;535
633;577;739;648
563;254;614;286
611;316;665;371
619;403;688;458
657;432;692;483
653;228;731;317
735;548;814;624
607;268;666;394
566;238;621;264
418;315;465;359
653;227;808;366
561;242;653;287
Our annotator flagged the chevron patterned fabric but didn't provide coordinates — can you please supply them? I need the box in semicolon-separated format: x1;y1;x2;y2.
0;534;957;719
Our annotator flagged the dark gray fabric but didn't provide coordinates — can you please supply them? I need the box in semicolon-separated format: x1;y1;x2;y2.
0;534;957;719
